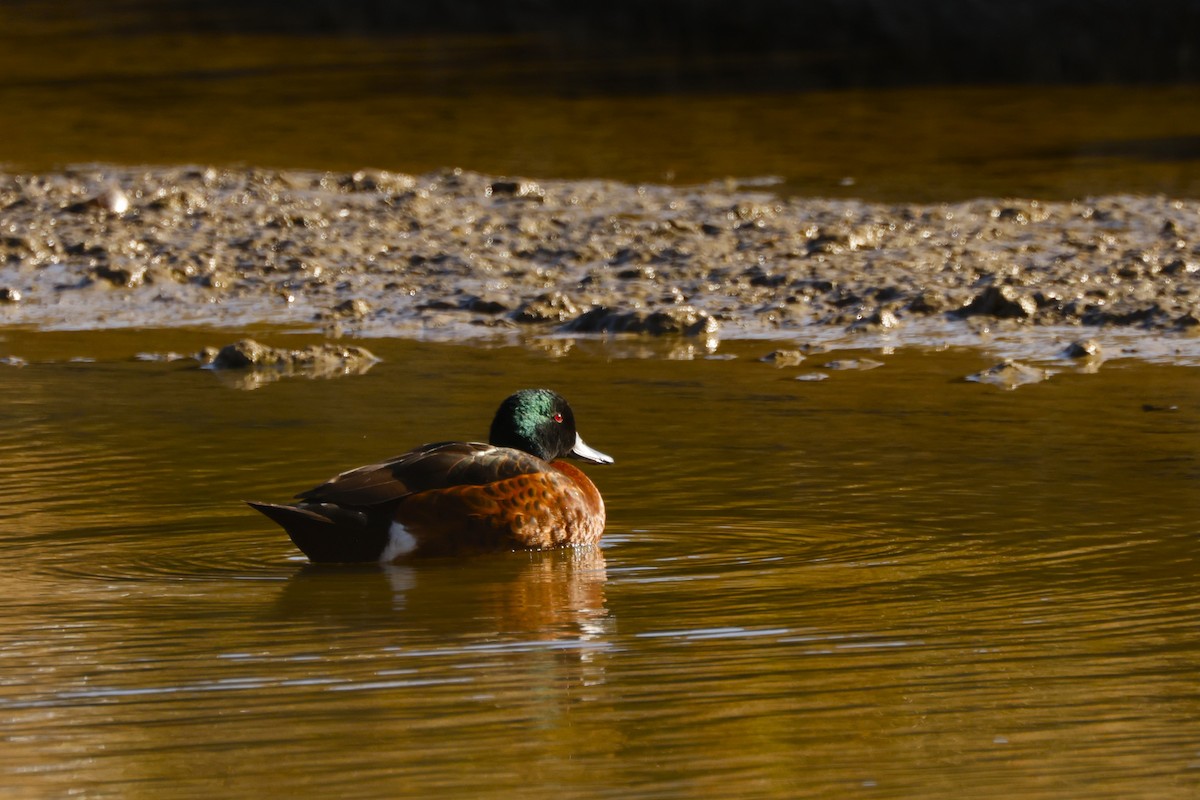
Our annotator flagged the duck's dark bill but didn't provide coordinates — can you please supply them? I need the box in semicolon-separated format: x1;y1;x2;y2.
571;434;614;464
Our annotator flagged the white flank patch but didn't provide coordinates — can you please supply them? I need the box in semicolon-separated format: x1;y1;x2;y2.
380;521;419;563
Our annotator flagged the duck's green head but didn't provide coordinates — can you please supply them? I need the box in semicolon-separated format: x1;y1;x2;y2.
489;388;613;465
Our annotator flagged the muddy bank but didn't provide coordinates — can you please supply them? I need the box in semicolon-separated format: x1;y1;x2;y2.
0;166;1198;360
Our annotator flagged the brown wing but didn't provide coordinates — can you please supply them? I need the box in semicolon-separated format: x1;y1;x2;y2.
295;441;550;508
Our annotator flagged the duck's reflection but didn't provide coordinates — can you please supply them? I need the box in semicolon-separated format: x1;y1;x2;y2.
275;545;611;646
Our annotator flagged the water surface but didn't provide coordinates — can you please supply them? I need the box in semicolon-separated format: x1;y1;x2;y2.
1;8;1199;201
1;329;1198;797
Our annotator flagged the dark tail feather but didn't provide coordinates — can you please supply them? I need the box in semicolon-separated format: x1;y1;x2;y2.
247;501;390;563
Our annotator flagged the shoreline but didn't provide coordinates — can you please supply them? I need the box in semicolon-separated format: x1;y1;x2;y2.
1;166;1197;365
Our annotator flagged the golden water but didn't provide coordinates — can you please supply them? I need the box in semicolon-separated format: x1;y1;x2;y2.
3;8;1200;796
1;329;1198;798
1;7;1199;200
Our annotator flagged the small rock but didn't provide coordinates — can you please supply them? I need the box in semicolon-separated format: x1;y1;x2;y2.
822;358;884;371
959;285;1037;319
96;186;130;214
562;305;719;337
1177;310;1200;330
67;185;130;215
0;356;27;367
992;206;1029;223
1063;339;1102;359
909;290;951;314
616;265;656;280
1162;259;1198;276
513;292;580;323
848;308;900;332
195;271;231;289
416;298;459;311
332;298;371;318
209;339;273;368
135;352;188;362
487;179;544;200
201;338;380;387
92;262;147;288
463;295;510;314
966;359;1049;390
759;349;806;366
0;287;21;303
795;372;829;382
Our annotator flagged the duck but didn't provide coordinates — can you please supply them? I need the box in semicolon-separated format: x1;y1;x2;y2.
248;388;613;562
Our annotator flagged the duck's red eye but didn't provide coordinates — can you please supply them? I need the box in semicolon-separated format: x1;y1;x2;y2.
552;412;564;423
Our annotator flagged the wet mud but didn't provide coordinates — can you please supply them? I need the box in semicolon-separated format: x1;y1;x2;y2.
1;166;1198;369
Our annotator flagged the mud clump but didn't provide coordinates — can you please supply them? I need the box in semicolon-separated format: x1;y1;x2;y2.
92;262;147;288
513;292;581;323
330;298;371;319
759;349;806;366
203;338;377;370
198;339;379;388
822;358;884;371
966;360;1050;390
561;305;718;336
957;285;1037;319
1063;338;1102;359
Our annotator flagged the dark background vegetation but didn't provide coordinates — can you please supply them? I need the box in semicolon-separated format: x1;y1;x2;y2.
22;0;1200;89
